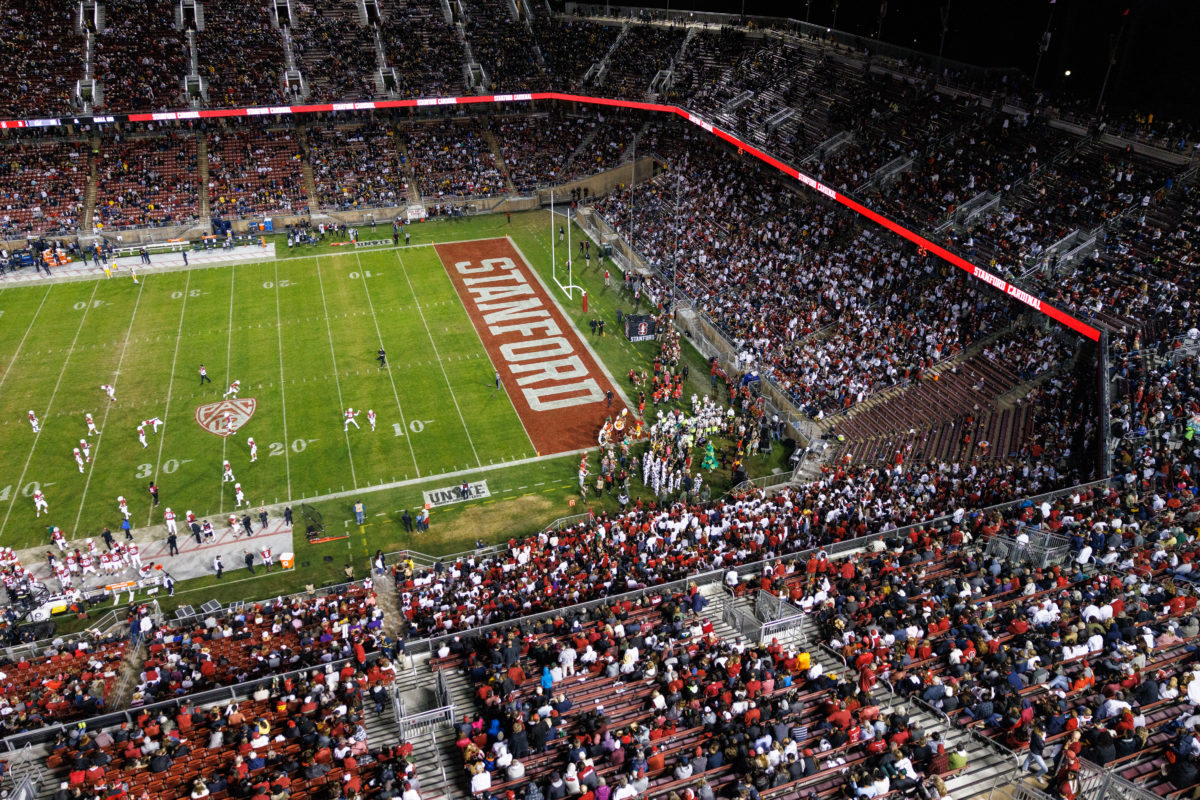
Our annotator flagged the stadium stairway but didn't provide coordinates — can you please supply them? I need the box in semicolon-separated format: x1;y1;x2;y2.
196;133;210;219
807;644;1021;800
298;123;321;215
565;124;603;176
372;570;408;641
82;132;100;234
481;120;518;195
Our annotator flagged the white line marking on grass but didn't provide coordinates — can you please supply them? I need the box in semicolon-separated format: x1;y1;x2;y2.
391;250;480;469
274;261;292;501
350;252;421;477
314;257;358;487
78;278;146;536
0;285;51;395
144;271;191;527
0;281;101;541
294;446;593;507
219;265;236;513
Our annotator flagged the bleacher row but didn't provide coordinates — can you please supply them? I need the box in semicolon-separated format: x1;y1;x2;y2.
0;583;425;800
412;472;1200;800
0;111;646;236
6;461;1200;800
806;485;1200;799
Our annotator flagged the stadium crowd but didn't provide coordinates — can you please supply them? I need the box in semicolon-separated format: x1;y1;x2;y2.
307;122;409;211
379;0;467;99
290;0;380;103
196;0;288;109
94;0;189;112
0;0;85;117
206;125;307;219
93;133;200;230
405;120;507;199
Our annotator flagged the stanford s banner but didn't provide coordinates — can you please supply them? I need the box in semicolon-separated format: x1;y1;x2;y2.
625;314;657;343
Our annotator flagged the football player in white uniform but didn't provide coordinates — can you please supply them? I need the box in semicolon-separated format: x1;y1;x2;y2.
344;407;360;430
85;412;100;436
73;448;85;472
28;410;40;433
79;439;91;462
33;489;49;517
367;409;377;431
248;438;258;462
234;482;248;509
137;424;148;448
222;460;235;483
223;380;241;399
164;507;177;536
145;416;163;433
101;384;116;402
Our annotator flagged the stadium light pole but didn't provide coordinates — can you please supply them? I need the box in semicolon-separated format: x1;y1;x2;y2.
1096;13;1129;115
628;139;636;259
672;172;683;307
1032;2;1056;88
938;0;951;59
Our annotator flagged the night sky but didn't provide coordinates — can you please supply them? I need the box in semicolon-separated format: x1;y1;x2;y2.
579;0;1199;123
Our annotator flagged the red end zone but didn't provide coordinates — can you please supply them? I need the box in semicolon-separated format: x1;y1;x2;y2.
435;238;629;455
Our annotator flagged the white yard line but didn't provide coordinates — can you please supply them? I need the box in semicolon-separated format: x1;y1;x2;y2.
314;256;359;487
0;285;51;395
295;446;592;507
274;261;292;500
0;281;102;541
76;278;147;536
144;271;191;527
218;265;236;514
389;250;480;468
352;252;421;477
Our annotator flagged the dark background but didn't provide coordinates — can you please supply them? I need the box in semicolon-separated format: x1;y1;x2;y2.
565;0;1199;123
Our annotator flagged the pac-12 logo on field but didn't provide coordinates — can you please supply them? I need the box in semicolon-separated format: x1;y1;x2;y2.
195;399;257;437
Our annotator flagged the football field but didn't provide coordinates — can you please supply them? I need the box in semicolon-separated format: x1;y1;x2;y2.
0;229;619;550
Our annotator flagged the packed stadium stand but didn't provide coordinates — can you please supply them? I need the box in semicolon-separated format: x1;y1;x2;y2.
0;0;85;117
462;0;545;92
307;121;410;211
3;10;1200;800
196;0;288;109
206;124;307;219
289;0;380;102
404;119;507;199
92;132;200;230
379;0;468;99
94;0;189;112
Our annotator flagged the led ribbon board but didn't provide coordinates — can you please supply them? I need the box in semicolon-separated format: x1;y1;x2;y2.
8;92;1101;340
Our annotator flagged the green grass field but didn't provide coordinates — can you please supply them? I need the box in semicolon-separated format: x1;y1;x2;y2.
0;211;793;620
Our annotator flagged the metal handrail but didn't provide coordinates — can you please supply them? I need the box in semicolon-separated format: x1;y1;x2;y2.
398;476;1115;657
0;649;389;751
